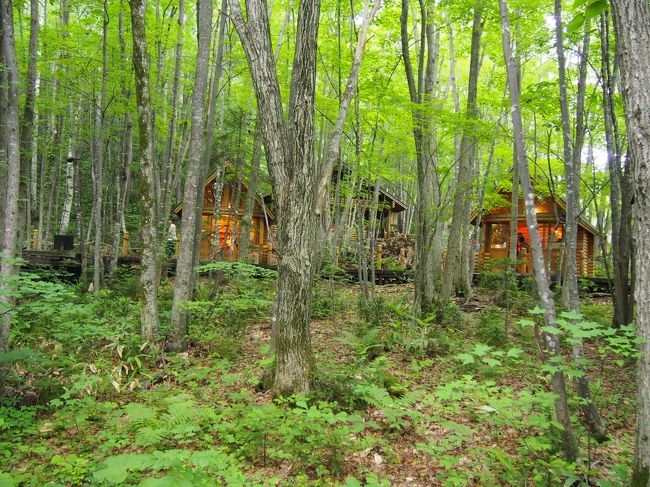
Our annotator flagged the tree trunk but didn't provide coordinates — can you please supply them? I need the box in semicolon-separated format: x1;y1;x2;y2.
60;101;76;236
441;2;483;300
401;0;442;315
129;0;161;342
169;0;213;352
238;132;262;262
18;0;39;248
600;12;633;327
93;1;109;293
499;0;579;462
555;9;607;442
160;0;185;222
609;1;650;483
0;0;21;392
228;0;321;395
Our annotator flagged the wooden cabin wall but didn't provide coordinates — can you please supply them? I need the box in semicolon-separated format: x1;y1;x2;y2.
193;182;272;263
575;227;595;276
472;193;596;277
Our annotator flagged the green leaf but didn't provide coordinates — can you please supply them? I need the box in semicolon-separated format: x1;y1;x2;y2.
472;343;491;356
0;473;17;487
506;347;524;358
528;306;545;315
481;357;502;367
560;310;583;321
567;13;585;33
585;0;608;19
455;353;475;365
542;326;562;335
343;478;363;487
93;454;153;484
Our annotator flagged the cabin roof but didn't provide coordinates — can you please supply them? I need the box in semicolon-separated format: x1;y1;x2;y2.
172;165;275;220
378;187;408;213
173;164;408;218
470;191;599;236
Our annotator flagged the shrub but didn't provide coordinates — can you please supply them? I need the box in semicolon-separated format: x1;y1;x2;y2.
357;296;392;326
310;285;343;319
435;300;465;327
213;400;373;476
476;306;508;346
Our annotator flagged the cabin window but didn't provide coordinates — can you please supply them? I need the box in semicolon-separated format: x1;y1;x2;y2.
490;224;509;249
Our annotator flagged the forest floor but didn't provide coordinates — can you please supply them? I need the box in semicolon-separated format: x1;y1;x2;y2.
0;268;637;486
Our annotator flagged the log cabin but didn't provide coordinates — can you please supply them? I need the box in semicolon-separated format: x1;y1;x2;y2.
172;167;409;266
471;191;597;276
172;168;275;265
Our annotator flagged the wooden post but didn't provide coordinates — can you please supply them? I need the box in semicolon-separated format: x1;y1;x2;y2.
121;231;129;256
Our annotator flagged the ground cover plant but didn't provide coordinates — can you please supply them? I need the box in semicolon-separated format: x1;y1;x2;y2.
0;270;637;486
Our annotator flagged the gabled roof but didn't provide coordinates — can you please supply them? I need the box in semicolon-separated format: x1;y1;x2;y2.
172;164;275;220
378;187;408;213
471;189;599;236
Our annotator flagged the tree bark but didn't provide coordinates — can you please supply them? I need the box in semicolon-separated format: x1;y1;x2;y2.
609;1;650;483
169;0;213;352
129;0;161;342
160;0;185;222
401;0;442;315
0;0;21;392
554;9;607;442
238;130;262;262
499;0;580;462
441;2;483;300
600;12;633;328
93;0;109;293
18;0;39;248
228;0;321;395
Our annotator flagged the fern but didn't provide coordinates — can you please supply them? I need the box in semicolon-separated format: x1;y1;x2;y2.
135;426;165;448
338;326;384;360
93;449;248;485
124;403;157;426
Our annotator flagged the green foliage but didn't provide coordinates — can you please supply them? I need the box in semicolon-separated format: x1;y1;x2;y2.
598;323;643;366
2;272;633;485
580;303;614;327
311;285;344;319
196;261;277;281
338;325;384;361
214;399;374;477
476;306;508;346
113;265;143;299
93;449;248;485
435;300;465;328
384;307;455;358
357;296;393;327
50;454;90;485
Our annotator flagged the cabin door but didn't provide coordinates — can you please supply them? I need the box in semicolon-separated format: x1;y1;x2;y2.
487;223;509;270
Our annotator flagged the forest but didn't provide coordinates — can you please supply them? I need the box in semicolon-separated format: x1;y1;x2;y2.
1;0;650;484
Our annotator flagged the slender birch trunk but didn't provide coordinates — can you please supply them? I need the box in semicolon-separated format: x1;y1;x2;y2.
554;4;607;442
401;0;442;315
93;1;109;293
441;2;483;300
18;0;39;247
499;0;579;461
169;0;212;352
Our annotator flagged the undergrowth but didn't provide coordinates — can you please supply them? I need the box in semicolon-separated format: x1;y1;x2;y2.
0;271;637;486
